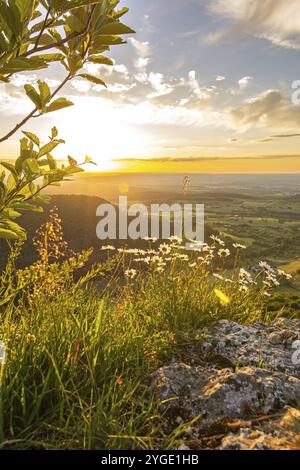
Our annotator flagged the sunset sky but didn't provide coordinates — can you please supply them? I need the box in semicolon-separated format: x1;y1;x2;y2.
1;0;300;172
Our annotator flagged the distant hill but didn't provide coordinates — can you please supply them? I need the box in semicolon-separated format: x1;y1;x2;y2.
0;194;215;269
0;195;109;268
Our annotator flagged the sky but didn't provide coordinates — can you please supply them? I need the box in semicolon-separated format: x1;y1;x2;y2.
1;0;300;172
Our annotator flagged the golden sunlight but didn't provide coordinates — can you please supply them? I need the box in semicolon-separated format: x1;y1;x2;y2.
55;97;148;167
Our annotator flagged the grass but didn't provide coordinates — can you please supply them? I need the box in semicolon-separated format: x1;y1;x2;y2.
281;259;300;274
0;290;167;450
0;215;297;450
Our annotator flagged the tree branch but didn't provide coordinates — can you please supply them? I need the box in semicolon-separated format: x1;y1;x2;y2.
0;109;38;144
22;5;96;59
0;5;97;144
33;7;52;50
0;74;72;143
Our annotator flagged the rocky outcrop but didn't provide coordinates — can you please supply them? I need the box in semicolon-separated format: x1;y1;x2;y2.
219;408;300;450
151;319;300;450
200;319;300;377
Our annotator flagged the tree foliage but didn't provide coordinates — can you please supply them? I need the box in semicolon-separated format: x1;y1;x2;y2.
0;0;133;240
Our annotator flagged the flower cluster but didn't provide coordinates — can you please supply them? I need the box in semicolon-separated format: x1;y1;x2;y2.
101;235;292;300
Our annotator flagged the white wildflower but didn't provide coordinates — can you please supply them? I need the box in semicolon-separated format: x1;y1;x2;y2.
159;243;172;255
239;285;248;293
213;273;224;281
125;269;137;279
210;235;225;246
263;291;271;297
259;261;274;272
156;267;165;274
239;268;252;283
218;248;230;258
277;269;292;280
0;341;6;365
233;243;246;250
101;245;115;251
168;236;182;244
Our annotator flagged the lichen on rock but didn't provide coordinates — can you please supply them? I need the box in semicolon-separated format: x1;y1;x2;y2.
151;318;300;450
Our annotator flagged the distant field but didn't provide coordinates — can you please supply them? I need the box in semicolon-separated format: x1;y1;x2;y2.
2;174;300;274
281;259;300;274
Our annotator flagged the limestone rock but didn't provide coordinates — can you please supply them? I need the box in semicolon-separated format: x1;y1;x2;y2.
152;364;300;421
201;319;300;377
219;408;300;450
151;319;300;450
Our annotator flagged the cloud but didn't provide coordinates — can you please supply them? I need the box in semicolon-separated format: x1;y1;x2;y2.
0;90;10;104
238;76;253;90
112;154;300;164
272;133;300;138
70;62;131;94
187;70;218;102
259;133;300;142
147;72;174;98
230;89;300;130
0;85;31;116
208;0;300;49
129;38;151;70
202;30;229;45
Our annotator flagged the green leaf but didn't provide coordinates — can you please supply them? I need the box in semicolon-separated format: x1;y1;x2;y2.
31;9;43;20
35;53;66;63
85;155;97;165
47;153;57;170
93;35;125;46
113;7;129;19
38;33;55;46
38;141;60;158
65;166;84;175
51;127;58;139
88;55;114;66
0;1;22;35
45;98;74;114
23;158;40;175
15;0;35;21
0;228;19;239
1;57;47;74
78;73;107;87
38;80;51;104
98;22;135;35
67;54;83;74
1;208;22;219
58;0;106;12
24;84;43;108
68;156;78;167
12;201;43;213
0;161;19;180
0;220;26;239
22;131;40;147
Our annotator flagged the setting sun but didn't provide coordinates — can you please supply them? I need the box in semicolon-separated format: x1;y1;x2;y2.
54;96;148;167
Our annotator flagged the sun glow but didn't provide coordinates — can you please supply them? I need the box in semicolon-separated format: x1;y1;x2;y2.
55;96;147;171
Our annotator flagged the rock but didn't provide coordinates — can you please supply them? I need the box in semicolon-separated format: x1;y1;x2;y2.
151;319;300;450
201;367;300;419
219;429;290;450
279;407;300;433
178;443;190;451
219;408;300;450
201;319;300;377
152;364;300;422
